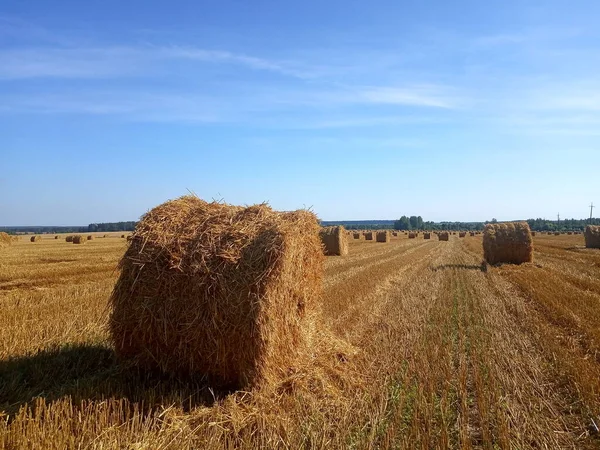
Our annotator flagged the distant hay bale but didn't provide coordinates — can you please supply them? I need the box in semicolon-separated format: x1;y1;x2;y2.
376;230;390;243
459;232;466;238
0;232;12;248
483;222;533;265
364;232;374;240
584;225;600;249
319;226;348;256
531;231;536;236
72;235;86;244
30;236;41;242
65;235;74;242
87;235;94;241
54;235;59;239
104;234;108;238
469;232;475;237
408;232;416;239
353;232;362;240
392;232;398;237
121;234;126;238
567;231;573;235
423;232;431;239
109;195;324;389
554;232;560;236
438;232;449;241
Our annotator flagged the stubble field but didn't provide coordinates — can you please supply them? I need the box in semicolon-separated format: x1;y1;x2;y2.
0;232;599;449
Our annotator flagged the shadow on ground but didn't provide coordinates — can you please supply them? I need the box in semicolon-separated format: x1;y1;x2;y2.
430;263;487;272
0;344;230;418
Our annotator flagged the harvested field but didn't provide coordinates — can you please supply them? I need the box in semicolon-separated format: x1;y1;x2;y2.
0;233;599;449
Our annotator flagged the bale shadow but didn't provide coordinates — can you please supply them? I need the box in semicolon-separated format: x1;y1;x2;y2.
0;344;230;419
430;263;487;272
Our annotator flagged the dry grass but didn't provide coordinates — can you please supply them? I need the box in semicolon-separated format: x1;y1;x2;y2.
0;233;12;249
483;222;533;265
0;231;599;449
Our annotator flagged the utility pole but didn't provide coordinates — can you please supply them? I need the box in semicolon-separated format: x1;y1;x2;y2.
557;213;560;229
590;203;595;223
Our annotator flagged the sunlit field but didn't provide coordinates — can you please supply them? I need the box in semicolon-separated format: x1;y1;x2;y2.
1;233;599;449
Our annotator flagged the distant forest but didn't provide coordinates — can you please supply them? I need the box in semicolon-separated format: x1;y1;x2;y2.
2;218;599;235
323;217;600;232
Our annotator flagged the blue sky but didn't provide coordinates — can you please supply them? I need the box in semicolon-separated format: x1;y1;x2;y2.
1;0;599;225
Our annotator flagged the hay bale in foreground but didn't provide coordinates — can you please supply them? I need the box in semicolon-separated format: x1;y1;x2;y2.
109;195;324;389
584;225;600;249
483;222;533;265
87;235;94;241
423;232;431;239
376;231;390;243
408;232;416;239
65;235;74;243
30;236;41;242
364;232;374;241
72;235;85;244
319;226;348;256
438;232;449;241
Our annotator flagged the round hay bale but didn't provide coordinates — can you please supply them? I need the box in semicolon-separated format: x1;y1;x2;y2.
109;196;325;389
408;232;416;239
0;232;12;248
54;235;59;239
30;235;41;242
376;230;390;243
483;222;533;265
319;226;348;256
352;232;362;240
87;235;94;240
584;225;600;249
531;231;536;237
438;232;449;241
121;234;126;238
459;232;466;238
65;235;74;243
72;235;85;244
469;232;475;237
364;232;374;241
423;232;431;239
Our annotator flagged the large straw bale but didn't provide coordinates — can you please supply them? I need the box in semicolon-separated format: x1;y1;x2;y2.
353;232;362;240
364;232;374;241
438;232;449;241
459;232;466;238
584;225;600;249
109;195;325;389
423;232;431;239
87;235;94;241
72;235;86;244
65;235;74;242
376;230;390;243
0;232;12;248
30;235;41;242
483;222;533;265
408;232;416;239
319;226;348;256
